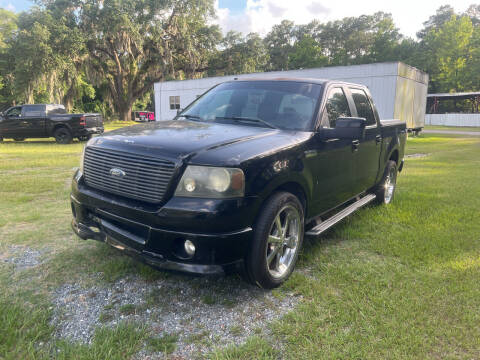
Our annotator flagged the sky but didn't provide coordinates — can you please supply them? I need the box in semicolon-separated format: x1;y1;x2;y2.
1;0;475;40
0;0;30;12
216;0;476;39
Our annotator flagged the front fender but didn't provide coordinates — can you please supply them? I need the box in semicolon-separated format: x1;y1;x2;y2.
245;154;314;216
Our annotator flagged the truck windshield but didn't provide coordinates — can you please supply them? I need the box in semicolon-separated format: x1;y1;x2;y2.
178;81;322;131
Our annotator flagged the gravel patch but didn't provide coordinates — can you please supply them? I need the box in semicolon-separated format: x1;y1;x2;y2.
51;274;300;359
1;245;47;270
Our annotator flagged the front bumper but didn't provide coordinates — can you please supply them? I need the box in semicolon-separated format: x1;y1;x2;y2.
70;171;258;274
78;127;104;136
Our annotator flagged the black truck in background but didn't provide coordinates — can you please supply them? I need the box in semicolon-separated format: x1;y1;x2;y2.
0;104;103;144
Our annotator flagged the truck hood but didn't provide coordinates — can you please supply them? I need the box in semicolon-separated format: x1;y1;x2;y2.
87;120;287;163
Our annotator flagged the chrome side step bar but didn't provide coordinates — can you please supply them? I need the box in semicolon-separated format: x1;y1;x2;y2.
305;194;377;236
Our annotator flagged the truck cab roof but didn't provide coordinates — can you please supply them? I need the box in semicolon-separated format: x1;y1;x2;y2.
227;77;368;89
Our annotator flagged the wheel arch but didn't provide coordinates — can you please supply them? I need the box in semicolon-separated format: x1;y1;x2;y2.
389;149;399;164
255;177;310;220
52;123;72;135
273;181;307;213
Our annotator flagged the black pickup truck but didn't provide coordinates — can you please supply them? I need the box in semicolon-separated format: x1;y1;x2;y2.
0;104;103;143
71;79;406;288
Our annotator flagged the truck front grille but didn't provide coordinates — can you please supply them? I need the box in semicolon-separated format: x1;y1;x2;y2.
83;147;176;203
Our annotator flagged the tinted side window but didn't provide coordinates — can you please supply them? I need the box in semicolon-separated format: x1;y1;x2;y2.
23;105;45;117
323;88;351;128
350;89;376;126
6;107;22;117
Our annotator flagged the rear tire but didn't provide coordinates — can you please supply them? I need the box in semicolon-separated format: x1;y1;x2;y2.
13;137;25;142
245;192;304;289
78;134;92;142
54;127;73;144
375;160;398;204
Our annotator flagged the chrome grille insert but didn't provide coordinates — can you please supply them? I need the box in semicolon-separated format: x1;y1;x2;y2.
83;147;175;203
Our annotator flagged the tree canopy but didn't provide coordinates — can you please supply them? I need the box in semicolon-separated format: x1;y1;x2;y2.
0;3;479;119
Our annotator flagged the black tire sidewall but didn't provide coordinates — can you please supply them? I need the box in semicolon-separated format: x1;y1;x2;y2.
246;192;304;289
54;128;72;144
78;134;92;142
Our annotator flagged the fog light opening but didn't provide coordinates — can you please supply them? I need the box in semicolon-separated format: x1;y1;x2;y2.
184;240;196;257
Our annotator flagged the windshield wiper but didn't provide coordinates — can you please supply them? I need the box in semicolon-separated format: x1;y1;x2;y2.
178;114;201;121
217;116;278;129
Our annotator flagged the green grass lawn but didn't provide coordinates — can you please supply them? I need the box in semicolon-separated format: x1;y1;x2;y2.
1;128;480;359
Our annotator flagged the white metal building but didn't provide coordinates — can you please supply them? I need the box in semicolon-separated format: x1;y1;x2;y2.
154;62;428;130
425;114;480;127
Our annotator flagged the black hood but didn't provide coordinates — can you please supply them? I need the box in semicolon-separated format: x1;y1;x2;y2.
87;120;282;163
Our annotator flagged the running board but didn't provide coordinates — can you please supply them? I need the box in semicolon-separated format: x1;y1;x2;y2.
305;194;377;236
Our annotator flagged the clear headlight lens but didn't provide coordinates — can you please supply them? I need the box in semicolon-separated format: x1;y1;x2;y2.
175;166;245;198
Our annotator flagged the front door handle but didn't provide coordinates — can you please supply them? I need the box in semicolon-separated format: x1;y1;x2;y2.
375;135;382;144
352;139;360;151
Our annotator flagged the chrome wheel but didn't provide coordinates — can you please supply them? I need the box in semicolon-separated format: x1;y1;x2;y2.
266;204;301;279
384;166;397;203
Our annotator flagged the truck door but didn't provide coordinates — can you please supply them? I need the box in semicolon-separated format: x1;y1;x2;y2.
1;106;24;137
347;87;382;194
308;86;358;214
21;105;46;137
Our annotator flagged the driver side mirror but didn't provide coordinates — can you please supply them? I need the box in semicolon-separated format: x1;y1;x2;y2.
321;117;366;140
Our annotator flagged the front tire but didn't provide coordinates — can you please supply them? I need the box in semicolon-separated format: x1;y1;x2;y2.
54;127;73;144
78;134;92;142
245;192;304;289
375;160;398;204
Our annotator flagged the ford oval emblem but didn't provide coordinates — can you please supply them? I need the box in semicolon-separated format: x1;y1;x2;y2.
109;168;126;178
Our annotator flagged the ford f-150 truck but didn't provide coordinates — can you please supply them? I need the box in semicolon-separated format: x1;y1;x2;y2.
0;104;103;144
70;79;406;288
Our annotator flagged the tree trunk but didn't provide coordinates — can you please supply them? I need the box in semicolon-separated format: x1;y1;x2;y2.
63;84;75;113
119;102;133;122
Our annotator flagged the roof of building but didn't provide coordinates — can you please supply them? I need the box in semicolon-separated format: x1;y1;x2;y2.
228;77;328;85
226;77;370;88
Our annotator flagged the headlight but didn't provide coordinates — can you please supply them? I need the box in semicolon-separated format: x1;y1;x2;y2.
175;166;245;198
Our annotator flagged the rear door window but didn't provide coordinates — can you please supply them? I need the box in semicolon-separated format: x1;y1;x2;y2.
23;105;45;117
322;87;351;128
350;88;376;126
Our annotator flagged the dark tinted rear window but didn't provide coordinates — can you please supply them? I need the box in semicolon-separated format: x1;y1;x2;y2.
23;105;45;117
